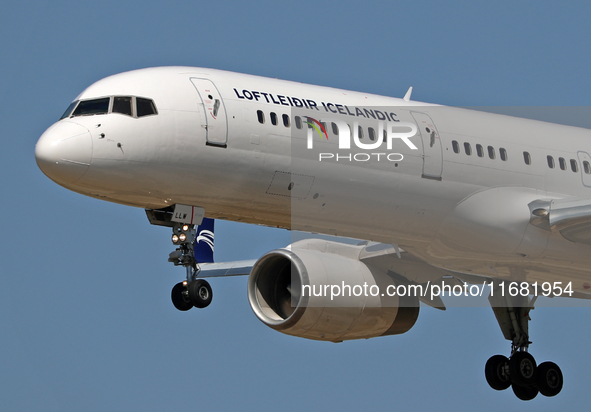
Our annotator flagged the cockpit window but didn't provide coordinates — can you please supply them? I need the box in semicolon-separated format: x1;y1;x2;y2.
60;101;79;120
136;97;158;117
60;96;157;120
72;98;110;117
113;96;133;116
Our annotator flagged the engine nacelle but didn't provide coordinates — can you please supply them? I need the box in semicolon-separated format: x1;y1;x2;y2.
247;239;419;342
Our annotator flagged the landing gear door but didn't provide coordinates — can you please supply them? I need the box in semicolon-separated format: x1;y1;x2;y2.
190;78;228;147
411;112;443;180
577;151;591;187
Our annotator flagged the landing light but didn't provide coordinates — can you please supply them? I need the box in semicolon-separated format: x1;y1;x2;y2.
182;224;190;232
179;233;187;242
172;234;179;244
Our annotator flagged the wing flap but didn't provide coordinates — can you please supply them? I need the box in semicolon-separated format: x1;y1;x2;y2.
530;197;591;245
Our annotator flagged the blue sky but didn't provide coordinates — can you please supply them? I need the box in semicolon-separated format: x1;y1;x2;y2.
2;1;591;410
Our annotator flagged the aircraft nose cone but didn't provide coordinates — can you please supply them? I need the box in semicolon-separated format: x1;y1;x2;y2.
35;121;92;184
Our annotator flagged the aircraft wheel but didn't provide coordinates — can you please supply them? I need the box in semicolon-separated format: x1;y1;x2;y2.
536;361;563;397
485;355;511;390
171;282;193;311
189;279;213;308
512;383;538;401
509;352;537;386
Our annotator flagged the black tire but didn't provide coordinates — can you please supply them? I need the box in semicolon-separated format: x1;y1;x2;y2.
536;361;563;397
171;282;193;311
188;279;213;308
512;383;538;401
485;355;511;390
509;352;537;386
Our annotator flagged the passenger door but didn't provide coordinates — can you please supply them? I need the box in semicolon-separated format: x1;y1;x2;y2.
577;151;591;187
190;78;228;147
411;111;443;180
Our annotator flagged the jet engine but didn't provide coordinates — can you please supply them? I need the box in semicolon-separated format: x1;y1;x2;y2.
247;239;419;342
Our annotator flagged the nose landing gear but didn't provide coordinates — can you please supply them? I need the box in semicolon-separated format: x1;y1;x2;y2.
167;222;213;311
171;279;213;311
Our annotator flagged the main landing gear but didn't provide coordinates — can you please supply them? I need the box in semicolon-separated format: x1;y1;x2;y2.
485;286;563;400
167;223;213;311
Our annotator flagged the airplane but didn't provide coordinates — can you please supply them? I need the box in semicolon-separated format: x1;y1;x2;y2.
34;66;591;401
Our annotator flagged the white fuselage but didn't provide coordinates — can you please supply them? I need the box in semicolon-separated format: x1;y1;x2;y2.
35;67;591;292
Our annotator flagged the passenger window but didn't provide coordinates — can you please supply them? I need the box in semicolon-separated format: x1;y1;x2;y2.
136;97;157;117
332;122;338;135
559;157;566;170
585;161;591;174
282;114;290;127
368;127;376;141
113;96;133;116
270;112;278;126
547;155;555;169
500;148;508;161
488;146;495;159
571;159;579;172
358;126;364;139
72;97;110;117
257;110;265;124
476;144;484;158
452;141;459;154
383;129;387;142
523;152;531;165
464;142;472;156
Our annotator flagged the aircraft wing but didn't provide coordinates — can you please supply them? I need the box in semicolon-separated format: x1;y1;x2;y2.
197;260;257;277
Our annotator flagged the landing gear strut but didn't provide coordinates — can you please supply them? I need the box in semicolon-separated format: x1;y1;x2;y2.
485;285;563;400
167;222;213;311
